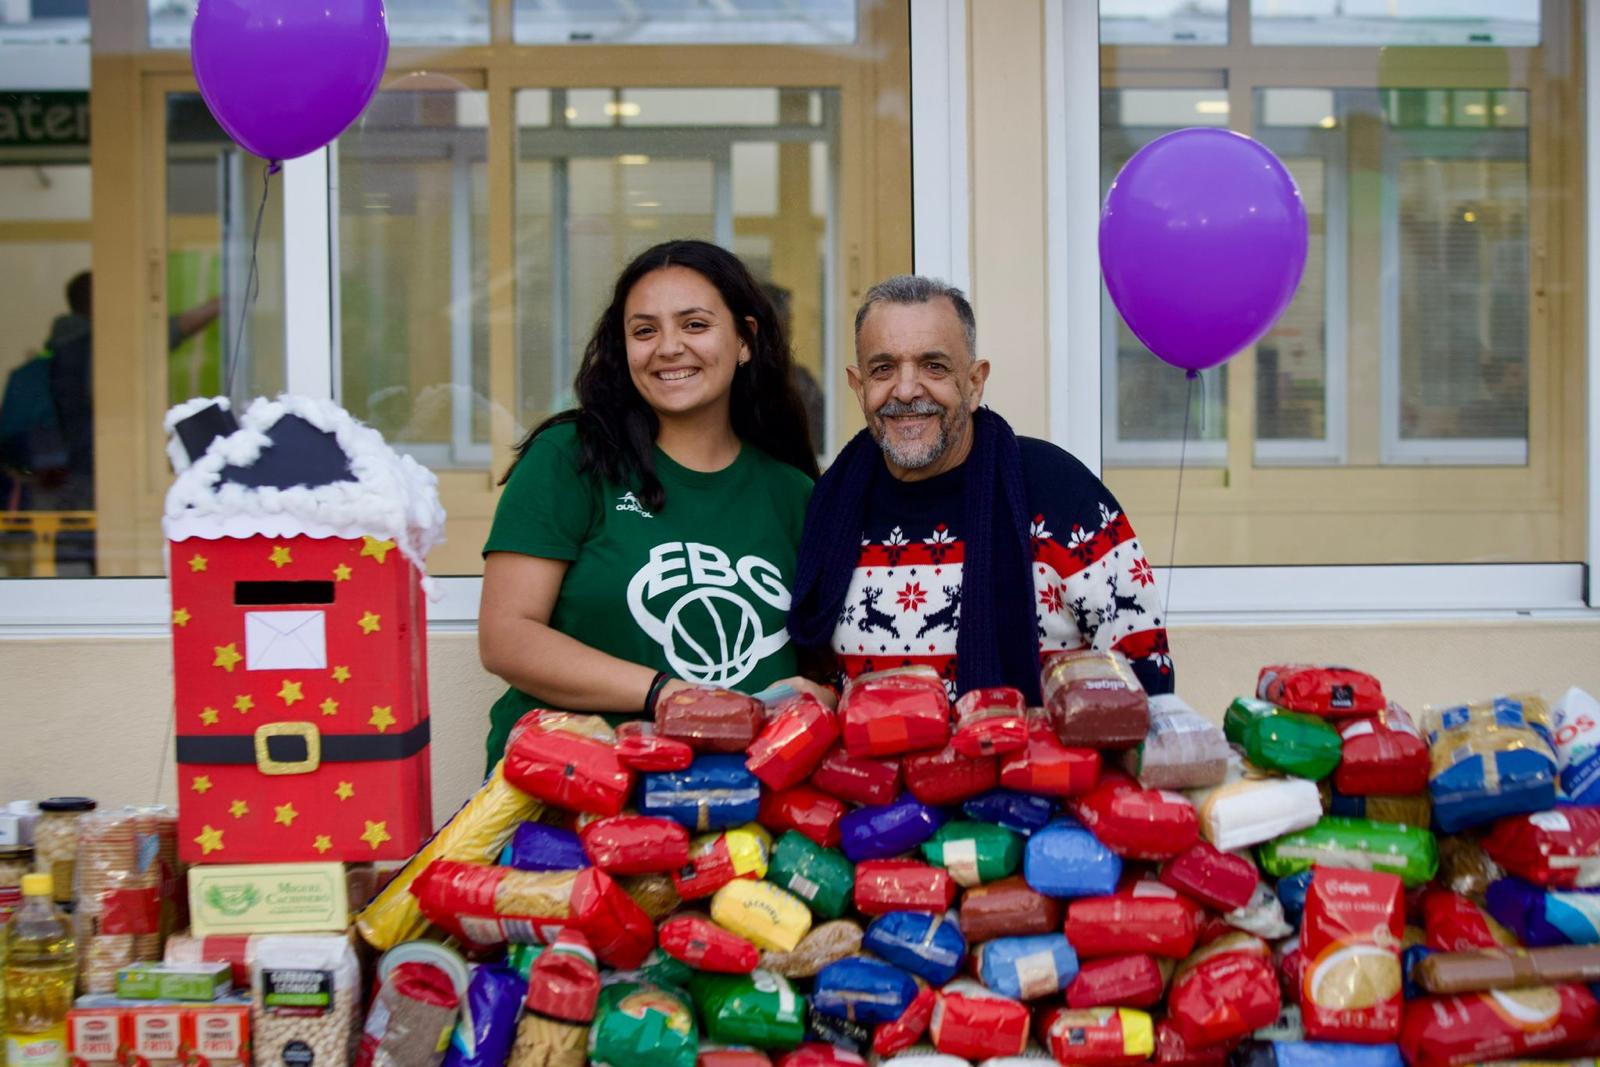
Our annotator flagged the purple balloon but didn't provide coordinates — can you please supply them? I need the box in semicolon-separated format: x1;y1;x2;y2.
1100;128;1308;375
192;0;389;164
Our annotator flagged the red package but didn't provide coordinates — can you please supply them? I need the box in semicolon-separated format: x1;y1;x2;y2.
872;985;936;1057
1039;1005;1155;1066
1071;772;1199;861
1400;985;1599;1067
746;695;839;790
1301;866;1404;1043
1066;954;1166;1009
614;720;695;772
928;981;1030;1060
702;1052;774;1067
1166;932;1281;1047
658;913;760;973
772;1046;862;1067
808;747;902;807
950;687;1029;757
998;714;1101;797
1482;807;1600;888
853;859;957;915
1276;937;1304;1006
1422;888;1515;951
1158;841;1260;913
1333;702;1429;795
356;961;460;1067
1257;664;1385;718
656;686;764;753
757;786;846;850
904;744;999;806
1152;1022;1234;1067
1064;879;1201;959
839;666;951;758
503;711;634;815
959;875;1062;943
670;829;767;900
525;929;601;1022
579;814;690;875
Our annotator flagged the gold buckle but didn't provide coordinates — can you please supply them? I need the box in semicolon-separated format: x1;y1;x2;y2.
254;721;321;776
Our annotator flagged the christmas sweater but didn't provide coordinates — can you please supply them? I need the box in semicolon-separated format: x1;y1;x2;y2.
831;437;1174;696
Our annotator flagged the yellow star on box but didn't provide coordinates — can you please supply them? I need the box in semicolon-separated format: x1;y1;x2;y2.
199;707;220;726
228;799;249;819
361;821;391;850
234;694;254;714
334;781;354;802
313;835;333;854
331;666;351;684
332;563;352;582
193;825;224;855
358;612;382;635
190;775;212;795
269;545;293;569
319;698;339;717
360;537;396;564
277;680;304;706
274;803;299;827
188;554;208;573
172;608;191;627
368;705;395;733
212;643;243;672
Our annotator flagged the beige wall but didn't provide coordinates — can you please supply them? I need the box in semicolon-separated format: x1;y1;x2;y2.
6;619;1598;827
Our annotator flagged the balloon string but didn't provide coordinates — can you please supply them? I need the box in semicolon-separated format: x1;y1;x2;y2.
225;164;272;402
1163;371;1196;625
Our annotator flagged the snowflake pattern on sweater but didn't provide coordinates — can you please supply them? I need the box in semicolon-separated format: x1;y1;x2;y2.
830;437;1174;697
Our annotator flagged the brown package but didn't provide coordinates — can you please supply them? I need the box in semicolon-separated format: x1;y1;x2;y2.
958;875;1063;944
655;686;764;753
1436;834;1504;904
1415;946;1600;996
618;874;682;922
1043;650;1150;749
758;919;863;978
359;962;461;1067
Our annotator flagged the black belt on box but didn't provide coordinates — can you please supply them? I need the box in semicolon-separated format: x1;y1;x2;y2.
175;719;430;776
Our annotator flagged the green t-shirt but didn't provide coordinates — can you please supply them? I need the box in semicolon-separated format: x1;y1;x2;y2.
481;421;813;768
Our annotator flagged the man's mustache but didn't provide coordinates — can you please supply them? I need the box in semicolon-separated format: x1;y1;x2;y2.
877;399;944;418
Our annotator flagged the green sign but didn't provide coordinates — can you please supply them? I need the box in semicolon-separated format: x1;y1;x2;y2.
0;92;90;148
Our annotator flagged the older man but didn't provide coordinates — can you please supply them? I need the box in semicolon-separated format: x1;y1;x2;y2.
788;275;1173;702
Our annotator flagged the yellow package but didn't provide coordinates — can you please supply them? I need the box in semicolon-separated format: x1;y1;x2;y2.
723;824;773;879
354;761;542;950
711;879;812;953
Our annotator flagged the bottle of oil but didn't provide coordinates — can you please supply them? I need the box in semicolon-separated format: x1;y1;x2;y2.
4;874;74;1067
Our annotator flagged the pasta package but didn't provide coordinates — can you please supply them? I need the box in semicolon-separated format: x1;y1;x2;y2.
1300;867;1405;1043
746;695;838;791
962;789;1057;835
958;875;1062;944
355;961;460;1067
1398;985;1599;1067
1255;816;1438;887
1185;757;1322;852
1413;944;1600;995
1334;704;1429;797
691;970;806;1050
1042;650;1150;749
927;981;1030;1061
587;981;697;1067
950;687;1028;758
852;860;956;916
811;957;918;1026
501;823;588;873
656;686;764;754
919;820;1021;888
614;721;693;773
838;666;951;758
1166;933;1281;1048
1554;686;1600;805
1063;879;1201;960
863;911;966;985
355;761;542;951
808;749;901;808
1038;1006;1155;1066
1158;841;1260;913
503;711;633;816
1071;772;1199;861
671;824;772;901
658;914;761;974
1424;695;1558;833
766;832;853;921
441;964;524;1067
759;920;863;979
1223;698;1343;782
1320;787;1431;828
998;714;1101;797
871;986;937;1058
1485;876;1600;947
640;755;762;834
973;933;1077;1001
903;745;999;807
1482;806;1600;888
1151;1020;1232;1067
839;795;943;863
711;880;812;953
1256;665;1385;718
1421;888;1517;951
1022;817;1122;899
579;815;690;876
1065;953;1166;1010
1123;694;1230;790
757;786;847;850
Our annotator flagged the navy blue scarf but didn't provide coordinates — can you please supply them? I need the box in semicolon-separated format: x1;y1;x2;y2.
787;408;1043;703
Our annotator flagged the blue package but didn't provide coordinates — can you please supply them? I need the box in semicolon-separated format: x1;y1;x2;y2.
638;754;761;832
441;964;525;1067
499;822;588;871
962;790;1056;835
805;1003;871;1053
839;794;944;863
974;934;1077;1001
1486;876;1600;947
1276;869;1313;927
1402;944;1433;1000
811;957;919;1025
1022;818;1121;898
863;911;966;985
1234;1041;1403;1067
1555;688;1600;805
1427;697;1557;833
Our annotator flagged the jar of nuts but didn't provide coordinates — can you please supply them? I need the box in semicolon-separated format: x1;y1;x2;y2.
0;844;31;920
35;797;96;904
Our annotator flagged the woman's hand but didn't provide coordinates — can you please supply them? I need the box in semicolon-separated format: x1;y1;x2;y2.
771;675;839;710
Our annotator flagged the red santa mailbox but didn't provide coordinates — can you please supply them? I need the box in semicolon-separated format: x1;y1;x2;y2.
164;396;445;864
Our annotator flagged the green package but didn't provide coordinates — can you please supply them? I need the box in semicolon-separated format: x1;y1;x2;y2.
689;969;806;1051
766;831;854;920
589;981;698;1067
920;820;1022;887
638;948;696;990
1223;697;1343;780
505;942;544;978
1255;815;1439;887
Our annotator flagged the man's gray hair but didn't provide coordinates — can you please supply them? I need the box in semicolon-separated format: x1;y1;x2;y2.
853;274;977;358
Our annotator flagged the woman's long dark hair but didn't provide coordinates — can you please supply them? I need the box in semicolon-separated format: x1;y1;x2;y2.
502;240;820;510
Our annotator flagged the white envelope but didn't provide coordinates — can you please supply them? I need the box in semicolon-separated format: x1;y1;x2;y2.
245;611;328;671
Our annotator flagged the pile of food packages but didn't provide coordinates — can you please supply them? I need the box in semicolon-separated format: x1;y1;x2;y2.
14;654;1600;1067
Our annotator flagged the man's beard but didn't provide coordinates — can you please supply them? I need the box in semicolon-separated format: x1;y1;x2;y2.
872;398;968;470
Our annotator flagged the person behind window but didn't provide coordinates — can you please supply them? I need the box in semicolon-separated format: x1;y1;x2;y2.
478;239;830;772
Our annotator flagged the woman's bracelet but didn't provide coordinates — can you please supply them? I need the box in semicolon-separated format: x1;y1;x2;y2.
644;670;672;715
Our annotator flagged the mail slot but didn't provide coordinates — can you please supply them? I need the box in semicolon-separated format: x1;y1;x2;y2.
235;580;335;605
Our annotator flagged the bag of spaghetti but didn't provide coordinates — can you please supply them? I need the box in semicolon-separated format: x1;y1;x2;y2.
1299;867;1405;1043
508;931;599;1067
503;710;634;816
1424;694;1557;833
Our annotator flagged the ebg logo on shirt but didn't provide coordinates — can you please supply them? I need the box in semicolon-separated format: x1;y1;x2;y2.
625;541;791;687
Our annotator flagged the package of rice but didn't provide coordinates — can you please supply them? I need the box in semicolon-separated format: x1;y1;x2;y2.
640;755;762;834
1071;772;1198;861
759;920;863;979
440;963;524;1067
757;786;847;850
810;957;918;1026
1255;816;1439;888
1166;932;1281;1049
903;745;1000;807
1334;703;1428;796
1485;876;1600;947
765;832;853;921
1021;818;1121;899
838;795;943;863
961;789;1057;835
958;876;1062;943
1123;694;1229;790
1399;984;1598;1066
1064;953;1165;1010
690;970;807;1050
998;714;1101;798
919;820;1021;888
926;981;1029;1061
1256;665;1384;718
1424;695;1557;833
1185;755;1323;852
502;711;632;816
862;911;966;985
1042;650;1149;749
655;685;764;754
838;666;950;758
671;824;771;901
746;695;838;791
1223;698;1343;782
251;934;362;1067
1481;806;1600;888
1038;1006;1155;1065
973;933;1078;1001
1063;879;1200;960
950;687;1028;758
1553;686;1600;805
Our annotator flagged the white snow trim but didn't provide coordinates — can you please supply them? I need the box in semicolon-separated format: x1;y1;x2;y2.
163;395;232;474
163;394;447;588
